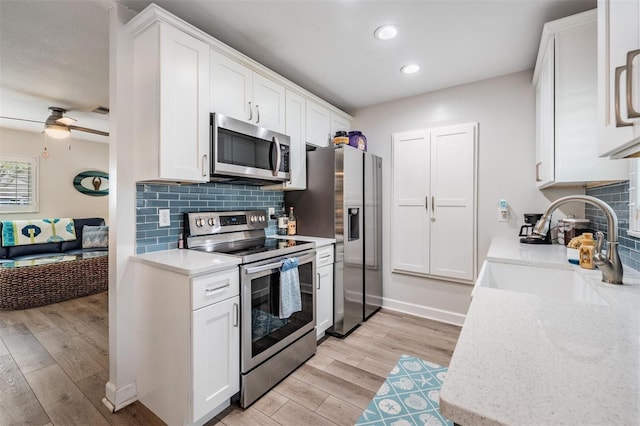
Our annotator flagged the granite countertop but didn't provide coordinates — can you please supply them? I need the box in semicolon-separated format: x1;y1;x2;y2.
269;234;336;248
439;237;640;425
131;249;241;276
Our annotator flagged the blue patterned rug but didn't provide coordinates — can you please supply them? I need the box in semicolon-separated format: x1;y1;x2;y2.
355;355;452;426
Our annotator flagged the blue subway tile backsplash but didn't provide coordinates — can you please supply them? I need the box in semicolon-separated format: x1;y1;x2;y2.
585;180;640;271
135;182;285;254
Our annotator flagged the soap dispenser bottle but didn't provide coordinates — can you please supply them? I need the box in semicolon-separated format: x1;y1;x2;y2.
579;232;596;269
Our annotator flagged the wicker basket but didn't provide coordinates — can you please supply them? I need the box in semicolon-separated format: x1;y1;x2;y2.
0;255;108;310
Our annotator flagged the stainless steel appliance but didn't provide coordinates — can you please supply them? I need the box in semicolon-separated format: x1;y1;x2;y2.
184;210;316;407
210;113;290;185
519;213;551;244
285;146;383;336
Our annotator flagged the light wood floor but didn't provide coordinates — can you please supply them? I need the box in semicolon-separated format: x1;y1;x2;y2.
0;292;461;426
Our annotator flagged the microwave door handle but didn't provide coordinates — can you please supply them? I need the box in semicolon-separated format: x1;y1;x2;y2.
272;136;281;176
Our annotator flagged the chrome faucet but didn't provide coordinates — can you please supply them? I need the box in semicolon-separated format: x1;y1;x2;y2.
533;195;624;285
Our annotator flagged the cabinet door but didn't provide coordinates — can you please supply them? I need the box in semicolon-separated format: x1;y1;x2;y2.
284;89;306;190
192;296;239;422
306;100;331;147
535;36;555;188
429;124;476;281
316;264;334;339
330;112;351;136
253;73;286;133
210;50;252;122
159;23;210;182
597;0;640;155
391;130;430;275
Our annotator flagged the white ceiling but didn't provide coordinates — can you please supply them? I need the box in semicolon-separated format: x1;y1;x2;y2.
0;0;596;142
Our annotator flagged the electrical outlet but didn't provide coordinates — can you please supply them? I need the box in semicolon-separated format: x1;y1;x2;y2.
268;207;275;217
159;208;171;227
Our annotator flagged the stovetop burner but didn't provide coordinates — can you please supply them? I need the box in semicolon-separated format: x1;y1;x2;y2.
184;210;315;263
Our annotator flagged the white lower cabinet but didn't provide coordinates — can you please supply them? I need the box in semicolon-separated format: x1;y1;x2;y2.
135;263;240;426
315;245;334;339
192;296;239;421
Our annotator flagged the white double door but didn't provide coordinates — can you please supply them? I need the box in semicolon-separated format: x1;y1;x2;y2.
392;123;477;281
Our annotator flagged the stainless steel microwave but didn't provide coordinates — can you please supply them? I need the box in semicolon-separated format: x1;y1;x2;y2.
210;113;290;184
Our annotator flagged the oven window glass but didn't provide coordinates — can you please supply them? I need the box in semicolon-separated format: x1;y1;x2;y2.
218;128;273;170
250;261;314;357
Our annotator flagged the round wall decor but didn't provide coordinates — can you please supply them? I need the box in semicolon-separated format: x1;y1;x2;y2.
73;170;109;196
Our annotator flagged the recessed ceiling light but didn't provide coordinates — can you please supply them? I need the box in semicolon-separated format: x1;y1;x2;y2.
401;64;420;74
374;25;398;40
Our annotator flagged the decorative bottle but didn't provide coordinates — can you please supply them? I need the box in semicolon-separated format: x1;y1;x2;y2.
287;207;297;236
579;232;595;269
277;208;288;235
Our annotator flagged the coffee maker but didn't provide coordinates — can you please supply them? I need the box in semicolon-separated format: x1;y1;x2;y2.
519;213;551;244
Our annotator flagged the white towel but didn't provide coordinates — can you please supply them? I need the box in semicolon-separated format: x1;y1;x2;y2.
279;257;301;319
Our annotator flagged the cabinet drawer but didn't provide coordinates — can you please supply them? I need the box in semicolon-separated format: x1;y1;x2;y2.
316;246;334;267
192;268;239;310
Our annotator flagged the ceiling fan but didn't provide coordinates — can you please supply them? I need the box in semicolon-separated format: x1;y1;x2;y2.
0;106;109;139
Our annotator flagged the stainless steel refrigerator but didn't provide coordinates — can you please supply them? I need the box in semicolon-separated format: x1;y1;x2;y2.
285;145;382;336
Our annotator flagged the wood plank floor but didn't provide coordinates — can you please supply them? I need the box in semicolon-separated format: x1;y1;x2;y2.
0;292;461;426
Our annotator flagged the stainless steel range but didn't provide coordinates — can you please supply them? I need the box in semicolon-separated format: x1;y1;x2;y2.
184;210;317;407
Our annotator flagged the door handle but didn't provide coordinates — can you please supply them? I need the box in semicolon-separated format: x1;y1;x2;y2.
535;162;542;182
202;154;207;177
626;49;640;118
425;195;428;212
248;102;253;121
255;104;260;124
233;303;239;327
317;272;321;290
615;65;634;127
431;196;435;222
272;136;281;177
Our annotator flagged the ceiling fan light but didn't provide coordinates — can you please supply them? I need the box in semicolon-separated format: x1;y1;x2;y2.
44;124;70;139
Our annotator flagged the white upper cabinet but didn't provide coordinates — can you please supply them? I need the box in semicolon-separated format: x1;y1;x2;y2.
306;100;332;147
283;89;307;190
211;50;286;133
129;20;210;183
597;0;640;158
330;112;351;136
533;10;628;187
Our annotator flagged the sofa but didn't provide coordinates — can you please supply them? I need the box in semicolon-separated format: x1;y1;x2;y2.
0;218;108;310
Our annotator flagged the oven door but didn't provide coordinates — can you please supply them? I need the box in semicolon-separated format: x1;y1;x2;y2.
240;249;316;373
211;113;290;182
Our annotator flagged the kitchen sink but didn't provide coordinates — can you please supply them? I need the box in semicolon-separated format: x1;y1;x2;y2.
474;261;608;305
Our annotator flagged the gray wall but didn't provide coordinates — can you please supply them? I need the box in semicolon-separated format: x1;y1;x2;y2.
351;70;586;325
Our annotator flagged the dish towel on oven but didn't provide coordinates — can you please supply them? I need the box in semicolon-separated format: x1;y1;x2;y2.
279;257;301;319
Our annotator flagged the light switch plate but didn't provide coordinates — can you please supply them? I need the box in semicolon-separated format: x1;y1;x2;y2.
159;208;171;227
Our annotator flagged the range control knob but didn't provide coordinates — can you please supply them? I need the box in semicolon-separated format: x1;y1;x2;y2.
208;217;215;226
195;217;204;227
260;215;265;222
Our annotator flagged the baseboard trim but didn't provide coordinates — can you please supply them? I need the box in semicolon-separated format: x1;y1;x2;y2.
382;298;466;327
105;381;137;412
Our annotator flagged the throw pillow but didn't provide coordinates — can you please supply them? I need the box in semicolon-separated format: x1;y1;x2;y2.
82;225;109;249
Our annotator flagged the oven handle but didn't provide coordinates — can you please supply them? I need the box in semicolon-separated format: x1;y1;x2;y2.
244;253;315;275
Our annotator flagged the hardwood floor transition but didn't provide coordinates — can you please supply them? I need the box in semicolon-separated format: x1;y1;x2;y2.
0;292;461;426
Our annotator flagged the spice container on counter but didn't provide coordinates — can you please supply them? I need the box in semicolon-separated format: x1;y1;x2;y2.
579;233;596;269
333;131;349;146
559;217;590;246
